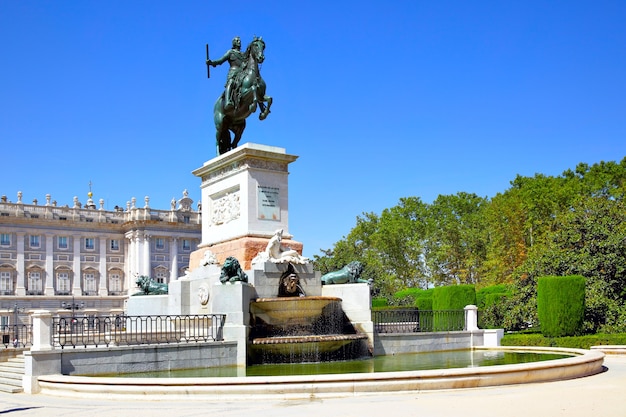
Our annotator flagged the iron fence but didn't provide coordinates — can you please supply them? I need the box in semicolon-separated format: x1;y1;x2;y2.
1;324;33;348
372;309;466;333
52;314;226;349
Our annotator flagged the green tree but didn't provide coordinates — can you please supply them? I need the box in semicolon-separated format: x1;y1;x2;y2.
424;193;488;285
508;196;626;333
482;189;528;285
313;198;429;297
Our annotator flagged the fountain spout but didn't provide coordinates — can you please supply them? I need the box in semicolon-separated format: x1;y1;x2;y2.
278;263;306;297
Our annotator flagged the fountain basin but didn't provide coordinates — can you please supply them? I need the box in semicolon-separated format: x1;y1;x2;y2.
36;347;605;401
250;334;368;356
250;296;342;326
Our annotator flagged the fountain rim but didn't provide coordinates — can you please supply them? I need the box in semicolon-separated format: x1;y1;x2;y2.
252;296;343;303
36;346;605;401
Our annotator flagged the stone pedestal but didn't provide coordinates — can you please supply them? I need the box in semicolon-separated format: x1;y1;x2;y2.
322;283;374;349
190;143;301;270
190;236;302;271
210;282;257;366
248;261;321;298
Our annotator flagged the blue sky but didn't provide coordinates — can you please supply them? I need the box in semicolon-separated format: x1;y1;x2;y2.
1;1;625;258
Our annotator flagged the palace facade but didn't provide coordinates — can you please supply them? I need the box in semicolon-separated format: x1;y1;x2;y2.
0;190;201;327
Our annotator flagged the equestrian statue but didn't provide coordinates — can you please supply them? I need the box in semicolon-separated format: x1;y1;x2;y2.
206;36;273;155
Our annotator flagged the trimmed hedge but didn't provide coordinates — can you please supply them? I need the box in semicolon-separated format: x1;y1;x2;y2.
372;297;388;308
502;333;626;349
432;284;476;310
476;284;512;309
432;285;476;331
537;275;585;337
415;297;433;311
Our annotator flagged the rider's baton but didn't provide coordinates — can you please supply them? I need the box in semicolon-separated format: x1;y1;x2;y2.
206;44;210;78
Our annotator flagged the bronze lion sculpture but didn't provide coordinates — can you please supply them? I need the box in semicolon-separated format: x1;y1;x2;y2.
133;275;168;295
321;261;372;285
219;256;248;283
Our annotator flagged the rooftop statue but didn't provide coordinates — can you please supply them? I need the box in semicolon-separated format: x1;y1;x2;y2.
206;36;273;155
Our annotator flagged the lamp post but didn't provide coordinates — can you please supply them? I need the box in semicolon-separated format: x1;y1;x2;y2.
61;296;84;332
12;303;25;348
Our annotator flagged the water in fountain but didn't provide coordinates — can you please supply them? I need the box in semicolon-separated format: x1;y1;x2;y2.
248;296;370;364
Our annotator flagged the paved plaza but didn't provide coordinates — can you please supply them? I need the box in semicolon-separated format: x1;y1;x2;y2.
1;355;625;417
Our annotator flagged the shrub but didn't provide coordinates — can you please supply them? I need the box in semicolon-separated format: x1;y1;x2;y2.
415;297;433;311
479;293;508;329
432;285;476;331
393;288;433;302
432;285;477;310
476;284;512;309
501;333;626;349
537;275;585;337
372;297;388;308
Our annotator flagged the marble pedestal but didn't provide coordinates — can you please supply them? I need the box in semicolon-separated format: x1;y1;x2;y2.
190;143;302;271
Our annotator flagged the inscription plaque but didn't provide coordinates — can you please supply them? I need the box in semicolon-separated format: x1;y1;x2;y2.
258;185;280;221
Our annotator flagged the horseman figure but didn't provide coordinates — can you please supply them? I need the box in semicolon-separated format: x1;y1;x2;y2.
207;36;273;155
207;36;244;112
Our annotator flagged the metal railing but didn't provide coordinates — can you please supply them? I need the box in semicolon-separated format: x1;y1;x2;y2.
51;314;226;349
373;309;466;333
1;324;33;348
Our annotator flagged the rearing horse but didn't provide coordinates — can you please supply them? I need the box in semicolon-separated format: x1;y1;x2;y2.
213;37;273;155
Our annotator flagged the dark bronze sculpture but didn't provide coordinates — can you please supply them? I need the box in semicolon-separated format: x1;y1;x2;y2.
207;36;273;155
133;275;168;295
219;256;248;283
321;261;372;285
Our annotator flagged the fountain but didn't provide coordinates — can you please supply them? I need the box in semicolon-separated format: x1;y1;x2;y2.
124;144;375;366
249;295;370;363
27;143;606;398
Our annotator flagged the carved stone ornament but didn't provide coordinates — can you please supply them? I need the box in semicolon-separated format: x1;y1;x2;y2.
210;191;240;226
198;284;209;305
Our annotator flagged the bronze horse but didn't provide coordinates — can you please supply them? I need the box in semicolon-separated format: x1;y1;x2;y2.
213;37;273;155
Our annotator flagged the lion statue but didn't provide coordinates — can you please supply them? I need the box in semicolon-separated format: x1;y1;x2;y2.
321;261;372;285
133;275;168;295
219;256;248;284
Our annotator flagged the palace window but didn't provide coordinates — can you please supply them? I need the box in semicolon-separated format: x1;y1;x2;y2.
155;270;167;284
58;236;68;249
109;273;122;293
83;273;96;294
57;272;70;294
28;272;42;294
110;239;120;251
0;233;10;246
0;271;12;293
155;238;165;250
85;238;95;250
29;235;40;248
182;239;190;251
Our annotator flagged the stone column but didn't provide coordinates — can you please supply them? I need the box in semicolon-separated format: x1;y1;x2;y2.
15;232;25;296
125;231;136;279
45;234;54;296
464;305;479;331
72;235;81;294
170;237;178;281
123;233;132;293
31;310;53;351
142;233;151;277
99;237;108;295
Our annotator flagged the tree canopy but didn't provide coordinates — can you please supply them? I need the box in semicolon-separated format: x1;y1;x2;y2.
312;157;626;331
